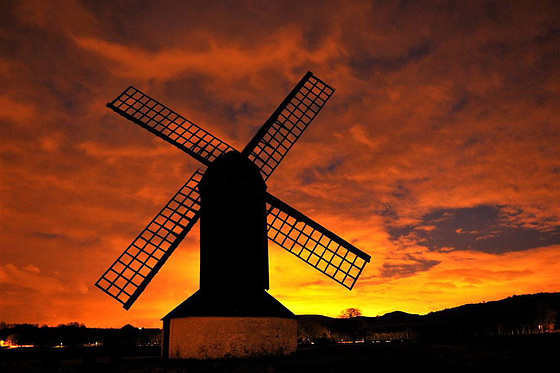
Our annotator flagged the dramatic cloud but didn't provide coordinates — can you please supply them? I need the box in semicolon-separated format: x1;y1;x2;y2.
1;1;558;327
388;205;560;253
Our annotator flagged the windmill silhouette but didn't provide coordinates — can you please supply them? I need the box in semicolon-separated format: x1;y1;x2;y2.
95;72;371;358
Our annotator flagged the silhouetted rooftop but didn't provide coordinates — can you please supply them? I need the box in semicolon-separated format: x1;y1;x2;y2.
162;289;297;320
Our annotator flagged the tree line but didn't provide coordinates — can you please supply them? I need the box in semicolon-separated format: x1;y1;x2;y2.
0;322;161;348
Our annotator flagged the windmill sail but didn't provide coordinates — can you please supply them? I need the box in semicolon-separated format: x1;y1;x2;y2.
108;87;235;166
266;194;370;290
95;169;204;309
97;71;371;311
242;72;334;181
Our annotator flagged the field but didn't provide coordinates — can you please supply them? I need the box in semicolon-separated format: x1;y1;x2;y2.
1;334;558;373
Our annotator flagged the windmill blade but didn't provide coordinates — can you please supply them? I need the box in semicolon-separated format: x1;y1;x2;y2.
242;72;335;181
265;193;370;290
108;87;236;166
95;169;204;309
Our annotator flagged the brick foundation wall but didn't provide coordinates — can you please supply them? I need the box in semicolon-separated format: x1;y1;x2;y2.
166;316;297;359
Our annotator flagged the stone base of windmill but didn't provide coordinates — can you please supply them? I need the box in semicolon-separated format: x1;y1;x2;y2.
164;316;296;359
161;289;298;359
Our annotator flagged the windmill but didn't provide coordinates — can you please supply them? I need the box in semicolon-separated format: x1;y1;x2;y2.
95;72;371;359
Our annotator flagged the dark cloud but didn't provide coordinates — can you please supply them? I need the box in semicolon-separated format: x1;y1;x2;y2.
388;205;560;254
299;158;345;186
348;42;433;78
381;256;440;279
31;232;68;240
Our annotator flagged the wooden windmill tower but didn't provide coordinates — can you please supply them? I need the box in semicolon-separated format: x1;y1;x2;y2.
95;72;371;359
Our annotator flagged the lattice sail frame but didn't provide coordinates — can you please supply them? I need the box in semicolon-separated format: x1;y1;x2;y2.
243;72;335;181
95;170;204;309
266;194;370;290
108;87;235;166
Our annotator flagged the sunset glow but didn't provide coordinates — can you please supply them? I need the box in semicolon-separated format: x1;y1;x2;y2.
1;1;558;328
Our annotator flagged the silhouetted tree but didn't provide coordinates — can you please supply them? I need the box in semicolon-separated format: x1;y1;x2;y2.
339;308;362;319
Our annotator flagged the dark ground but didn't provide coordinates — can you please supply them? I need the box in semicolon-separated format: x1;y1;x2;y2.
1;334;558;373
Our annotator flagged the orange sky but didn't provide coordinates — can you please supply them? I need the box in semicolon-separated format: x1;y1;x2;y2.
1;1;559;328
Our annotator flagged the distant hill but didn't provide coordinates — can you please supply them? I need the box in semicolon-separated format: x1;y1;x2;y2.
297;292;560;343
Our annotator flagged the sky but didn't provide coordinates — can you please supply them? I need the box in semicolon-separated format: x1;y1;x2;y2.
1;0;559;328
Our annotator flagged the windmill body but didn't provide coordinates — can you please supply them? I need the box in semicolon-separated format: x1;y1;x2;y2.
163;154;296;359
95;72;371;359
199;151;268;292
